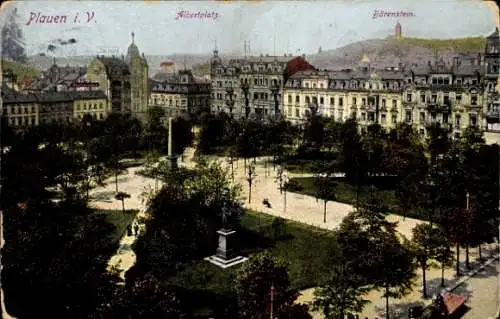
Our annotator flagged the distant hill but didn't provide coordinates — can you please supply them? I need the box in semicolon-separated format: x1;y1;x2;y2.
308;36;486;70
1;59;41;82
21;36;487;76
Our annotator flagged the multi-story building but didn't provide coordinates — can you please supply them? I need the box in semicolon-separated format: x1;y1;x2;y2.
483;27;500;131
73;91;109;120
87;32;148;121
1;92;39;127
24;60;88;93
210;48;315;119
284;55;488;138
284;63;406;131
1;91;109;129
149;69;211;121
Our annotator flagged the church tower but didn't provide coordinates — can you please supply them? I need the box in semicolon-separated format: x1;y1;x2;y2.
395;21;402;39
126;32;149;122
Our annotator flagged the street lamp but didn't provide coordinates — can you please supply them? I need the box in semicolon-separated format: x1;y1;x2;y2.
241;80;250;119
283;172;289;214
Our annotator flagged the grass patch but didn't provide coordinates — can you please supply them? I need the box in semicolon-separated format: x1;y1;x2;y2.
166;210;336;316
93;209;138;244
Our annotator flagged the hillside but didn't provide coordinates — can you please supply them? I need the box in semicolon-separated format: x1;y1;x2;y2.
2;59;41;82
21;36;487;76
308;36;486;70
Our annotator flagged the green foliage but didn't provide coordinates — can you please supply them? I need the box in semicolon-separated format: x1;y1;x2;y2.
1;59;39;80
235;251;310;319
313;265;371;318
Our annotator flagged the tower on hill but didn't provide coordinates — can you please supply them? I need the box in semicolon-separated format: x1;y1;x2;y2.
395;21;402;39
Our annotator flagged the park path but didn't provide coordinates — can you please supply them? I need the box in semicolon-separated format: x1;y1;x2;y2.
297;246;499;319
89;147;426;282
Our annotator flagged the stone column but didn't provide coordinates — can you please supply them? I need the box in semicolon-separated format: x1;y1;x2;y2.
167;117;178;170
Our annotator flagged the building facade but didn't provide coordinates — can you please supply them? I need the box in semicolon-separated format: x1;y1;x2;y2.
284;66;405;131
483;27;500;131
1;91;109;129
210;48;315;120
149;69;211;121
284;55;489;138
87;32;148;121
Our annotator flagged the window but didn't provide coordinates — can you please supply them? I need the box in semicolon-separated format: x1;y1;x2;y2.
405;110;412;123
432;94;437;103
420;112;425;123
305;96;310;104
362;98;366;106
312;83;316;88
420;93;425;102
339;97;343;106
296;95;300;103
218;81;222;87
443;113;449;124
254;93;258;100
295;108;300;117
392;99;397;108
353;97;357;105
361;113;366;121
338;111;343;120
392;114;397;123
330;97;334;105
319;83;323;89
320;97;324;104
381;114;386;123
288;95;292;103
456;93;462;102
471;95;477;106
381;99;386;107
455;115;461;127
305;82;309;88
470;114;477;126
254;79;258;85
368;112;375;122
406;93;412;102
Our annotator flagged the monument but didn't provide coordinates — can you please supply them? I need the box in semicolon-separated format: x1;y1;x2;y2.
167;117;178;170
204;204;248;269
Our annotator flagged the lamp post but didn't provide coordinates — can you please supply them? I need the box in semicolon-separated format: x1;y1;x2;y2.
283;172;289;214
241;80;250;119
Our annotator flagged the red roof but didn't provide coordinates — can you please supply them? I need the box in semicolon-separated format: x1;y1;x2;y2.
284;56;316;81
442;292;466;314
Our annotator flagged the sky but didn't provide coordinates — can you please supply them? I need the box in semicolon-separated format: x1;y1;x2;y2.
1;0;498;57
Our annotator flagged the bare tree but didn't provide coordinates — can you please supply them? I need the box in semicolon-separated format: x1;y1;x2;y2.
246;164;257;204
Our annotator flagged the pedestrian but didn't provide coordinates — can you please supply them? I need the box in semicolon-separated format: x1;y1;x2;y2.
134;223;139;235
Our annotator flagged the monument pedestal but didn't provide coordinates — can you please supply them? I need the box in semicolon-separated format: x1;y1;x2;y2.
167;154;178;170
205;229;247;269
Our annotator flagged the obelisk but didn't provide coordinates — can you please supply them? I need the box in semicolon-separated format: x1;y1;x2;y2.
167;117;178;170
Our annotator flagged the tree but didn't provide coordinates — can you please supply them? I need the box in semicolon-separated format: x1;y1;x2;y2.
315;177;337;223
2;7;27;62
411;224;448;298
313;264;370;318
246;163;257;204
339;119;366;202
235;252;310;319
115;192;131;213
283;179;302;214
434;238;453;287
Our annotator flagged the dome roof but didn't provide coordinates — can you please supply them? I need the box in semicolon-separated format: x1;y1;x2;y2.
127;43;140;57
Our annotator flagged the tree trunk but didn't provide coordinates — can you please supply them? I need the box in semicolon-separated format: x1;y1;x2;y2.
264;160;268;177
248;183;252;204
465;243;470;270
231;161;234;183
244;157;247;171
121;199;125;213
323;201;327;223
456;242;460;277
284;190;287;214
441;263;445;287
115;169;119;192
385;284;390;319
478;244;482;261
422;262;427;298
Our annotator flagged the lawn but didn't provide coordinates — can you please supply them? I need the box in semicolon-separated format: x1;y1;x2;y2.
288;176;398;209
166;210;337;317
92;209;138;244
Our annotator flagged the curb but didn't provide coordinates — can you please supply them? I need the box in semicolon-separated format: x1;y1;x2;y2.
441;253;499;295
